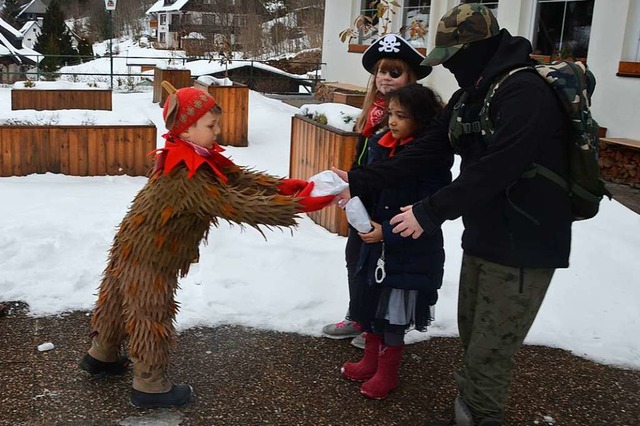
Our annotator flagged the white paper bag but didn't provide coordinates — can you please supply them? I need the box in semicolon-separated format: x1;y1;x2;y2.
308;170;349;196
345;196;373;233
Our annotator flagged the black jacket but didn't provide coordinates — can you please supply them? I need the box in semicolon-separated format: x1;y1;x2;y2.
356;134;452;293
349;30;572;268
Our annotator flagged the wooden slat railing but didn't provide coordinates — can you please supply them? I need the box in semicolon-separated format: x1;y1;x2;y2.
289;114;359;236
11;89;112;111
0;125;156;177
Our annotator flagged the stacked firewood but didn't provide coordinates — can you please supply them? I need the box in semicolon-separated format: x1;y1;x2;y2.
599;142;640;187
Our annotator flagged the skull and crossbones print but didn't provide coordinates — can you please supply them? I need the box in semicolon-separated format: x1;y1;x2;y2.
377;35;401;53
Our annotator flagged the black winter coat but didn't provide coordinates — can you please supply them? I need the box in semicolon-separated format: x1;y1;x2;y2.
356;134;453;293
349;30;573;269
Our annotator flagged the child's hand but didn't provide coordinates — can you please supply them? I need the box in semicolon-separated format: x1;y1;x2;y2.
277;178;308;196
359;221;382;243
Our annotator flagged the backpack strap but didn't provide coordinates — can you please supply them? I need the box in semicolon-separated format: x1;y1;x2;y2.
478;66;533;137
448;66;533;152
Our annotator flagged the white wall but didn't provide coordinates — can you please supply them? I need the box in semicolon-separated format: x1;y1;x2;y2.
587;0;640;138
322;0;640;138
321;0;371;87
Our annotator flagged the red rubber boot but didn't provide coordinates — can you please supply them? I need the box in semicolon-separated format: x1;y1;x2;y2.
341;332;382;382
360;344;404;399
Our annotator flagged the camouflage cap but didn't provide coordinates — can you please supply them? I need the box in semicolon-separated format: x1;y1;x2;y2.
422;3;499;66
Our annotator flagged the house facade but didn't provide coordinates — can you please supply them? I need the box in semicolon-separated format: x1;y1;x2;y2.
146;0;265;51
0;18;40;83
322;0;640;138
15;0;48;23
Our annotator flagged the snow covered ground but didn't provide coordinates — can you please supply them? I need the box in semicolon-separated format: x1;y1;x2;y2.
0;54;639;371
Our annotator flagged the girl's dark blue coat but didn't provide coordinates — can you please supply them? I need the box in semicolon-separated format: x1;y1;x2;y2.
355;132;453;295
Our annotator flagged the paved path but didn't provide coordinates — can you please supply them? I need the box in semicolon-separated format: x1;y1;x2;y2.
1;302;639;426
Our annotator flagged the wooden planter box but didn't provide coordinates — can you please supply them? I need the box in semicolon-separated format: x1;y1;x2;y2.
193;80;249;147
333;91;366;108
289;114;359;236
11;88;112;111
153;67;192;106
0;125;156;177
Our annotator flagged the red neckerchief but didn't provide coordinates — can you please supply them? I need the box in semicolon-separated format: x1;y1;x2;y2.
377;131;414;157
150;134;238;182
361;94;387;138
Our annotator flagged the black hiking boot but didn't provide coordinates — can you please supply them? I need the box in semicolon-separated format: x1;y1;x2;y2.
79;353;129;376
130;384;193;408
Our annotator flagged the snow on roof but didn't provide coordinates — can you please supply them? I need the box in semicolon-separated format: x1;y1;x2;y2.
19;20;40;35
17;0;48;17
182;59;309;80
0;31;40;65
124;46;187;66
146;0;190;14
0;17;25;39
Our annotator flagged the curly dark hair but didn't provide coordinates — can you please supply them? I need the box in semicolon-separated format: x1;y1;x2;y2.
385;83;443;135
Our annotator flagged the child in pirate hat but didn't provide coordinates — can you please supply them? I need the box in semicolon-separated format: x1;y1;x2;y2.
322;34;434;348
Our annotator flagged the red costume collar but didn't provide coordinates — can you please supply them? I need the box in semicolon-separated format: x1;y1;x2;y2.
150;134;238;182
378;131;414;157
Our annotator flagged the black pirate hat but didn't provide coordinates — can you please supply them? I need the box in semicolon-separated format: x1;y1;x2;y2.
362;34;432;80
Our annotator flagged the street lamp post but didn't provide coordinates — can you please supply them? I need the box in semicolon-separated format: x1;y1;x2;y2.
105;0;117;89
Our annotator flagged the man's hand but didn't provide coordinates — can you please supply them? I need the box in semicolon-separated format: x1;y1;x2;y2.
390;205;424;239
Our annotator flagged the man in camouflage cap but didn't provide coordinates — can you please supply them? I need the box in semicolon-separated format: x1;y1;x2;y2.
340;3;573;425
422;2;499;67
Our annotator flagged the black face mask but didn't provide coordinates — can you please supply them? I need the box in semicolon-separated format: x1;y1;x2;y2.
443;36;500;89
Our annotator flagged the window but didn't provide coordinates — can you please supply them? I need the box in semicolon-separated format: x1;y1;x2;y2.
159;32;166;43
159;14;167;25
403;0;430;46
356;0;380;45
534;0;594;60
459;0;498;13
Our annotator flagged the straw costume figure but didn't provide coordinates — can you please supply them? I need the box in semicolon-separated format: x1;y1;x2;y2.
79;82;333;408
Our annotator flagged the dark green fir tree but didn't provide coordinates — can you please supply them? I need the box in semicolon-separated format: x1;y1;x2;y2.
33;0;80;73
1;0;25;29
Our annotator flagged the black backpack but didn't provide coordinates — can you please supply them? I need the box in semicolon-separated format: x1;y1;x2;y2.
449;60;611;221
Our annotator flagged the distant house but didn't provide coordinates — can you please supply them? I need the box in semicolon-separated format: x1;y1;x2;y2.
19;19;83;51
145;0;267;51
0;17;41;83
18;19;41;49
16;0;48;23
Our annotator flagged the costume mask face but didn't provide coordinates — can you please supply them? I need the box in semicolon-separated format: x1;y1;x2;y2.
443;36;500;89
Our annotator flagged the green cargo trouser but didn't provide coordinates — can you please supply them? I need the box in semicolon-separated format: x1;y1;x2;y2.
456;253;554;421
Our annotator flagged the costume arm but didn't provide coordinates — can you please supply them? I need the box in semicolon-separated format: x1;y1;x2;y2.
227;167;281;194
189;170;300;232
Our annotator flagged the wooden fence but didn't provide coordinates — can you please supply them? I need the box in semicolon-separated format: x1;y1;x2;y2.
194;80;249;147
11;89;112;111
0;125;157;177
289;114;359;236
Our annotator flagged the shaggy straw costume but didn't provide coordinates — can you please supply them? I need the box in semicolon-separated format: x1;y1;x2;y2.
82;82;331;408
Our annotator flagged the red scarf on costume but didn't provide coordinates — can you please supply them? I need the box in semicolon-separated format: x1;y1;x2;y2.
377;131;414;158
150;134;238;183
361;94;387;138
